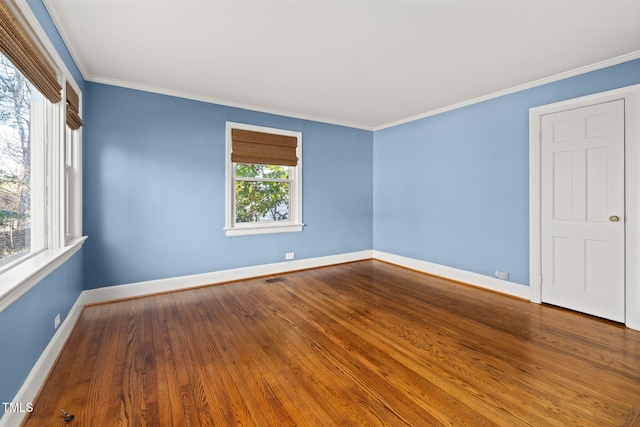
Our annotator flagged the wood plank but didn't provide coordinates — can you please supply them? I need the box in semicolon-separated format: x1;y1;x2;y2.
22;260;640;426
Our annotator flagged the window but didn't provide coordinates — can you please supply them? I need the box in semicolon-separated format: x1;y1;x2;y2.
225;122;303;236
0;52;46;269
0;0;84;311
64;81;82;243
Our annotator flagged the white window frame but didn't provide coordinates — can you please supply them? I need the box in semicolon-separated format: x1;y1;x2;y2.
30;89;47;257
0;0;85;313
64;91;83;245
225;121;303;237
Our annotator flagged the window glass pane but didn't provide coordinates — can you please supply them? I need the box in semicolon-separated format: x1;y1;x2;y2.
235;163;289;180
64;127;73;239
0;53;37;268
235;181;290;223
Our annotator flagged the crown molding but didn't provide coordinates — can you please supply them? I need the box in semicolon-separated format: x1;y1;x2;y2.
86;74;374;131
40;0;91;80
374;50;640;131
33;0;640;132
10;0;79;87
86;50;640;132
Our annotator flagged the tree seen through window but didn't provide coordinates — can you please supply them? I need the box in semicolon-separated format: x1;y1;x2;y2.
0;53;33;267
235;163;290;223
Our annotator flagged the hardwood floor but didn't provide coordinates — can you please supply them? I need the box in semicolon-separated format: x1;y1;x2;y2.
23;260;640;426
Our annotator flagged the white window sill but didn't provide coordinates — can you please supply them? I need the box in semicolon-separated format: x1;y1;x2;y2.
0;236;87;313
225;223;304;237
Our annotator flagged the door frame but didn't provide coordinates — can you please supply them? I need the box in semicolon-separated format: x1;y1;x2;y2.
529;84;640;330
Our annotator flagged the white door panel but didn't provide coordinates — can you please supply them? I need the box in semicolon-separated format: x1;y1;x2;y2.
541;99;625;322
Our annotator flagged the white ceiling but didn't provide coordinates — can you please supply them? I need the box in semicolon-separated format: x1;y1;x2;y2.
43;0;640;130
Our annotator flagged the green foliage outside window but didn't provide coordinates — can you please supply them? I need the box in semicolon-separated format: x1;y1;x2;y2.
235;163;290;223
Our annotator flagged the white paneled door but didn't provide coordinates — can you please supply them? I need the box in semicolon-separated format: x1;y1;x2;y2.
541;99;625;322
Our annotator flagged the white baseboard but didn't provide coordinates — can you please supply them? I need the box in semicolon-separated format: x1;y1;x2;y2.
1;249;533;427
0;293;85;427
373;250;531;300
82;250;374;305
82;249;531;306
2;252;374;426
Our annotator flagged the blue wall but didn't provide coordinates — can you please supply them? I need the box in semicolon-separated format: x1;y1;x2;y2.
0;250;84;417
82;83;373;289
2;0;639;418
373;59;640;286
1;0;85;419
26;0;84;92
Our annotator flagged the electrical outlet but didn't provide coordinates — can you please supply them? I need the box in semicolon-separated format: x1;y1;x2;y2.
285;252;295;260
494;271;509;281
54;313;61;329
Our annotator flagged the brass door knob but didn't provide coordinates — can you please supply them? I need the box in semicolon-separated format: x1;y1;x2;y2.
609;215;620;222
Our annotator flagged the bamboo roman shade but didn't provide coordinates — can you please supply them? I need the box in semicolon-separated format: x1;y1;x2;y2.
0;0;61;103
231;128;298;166
66;82;82;130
